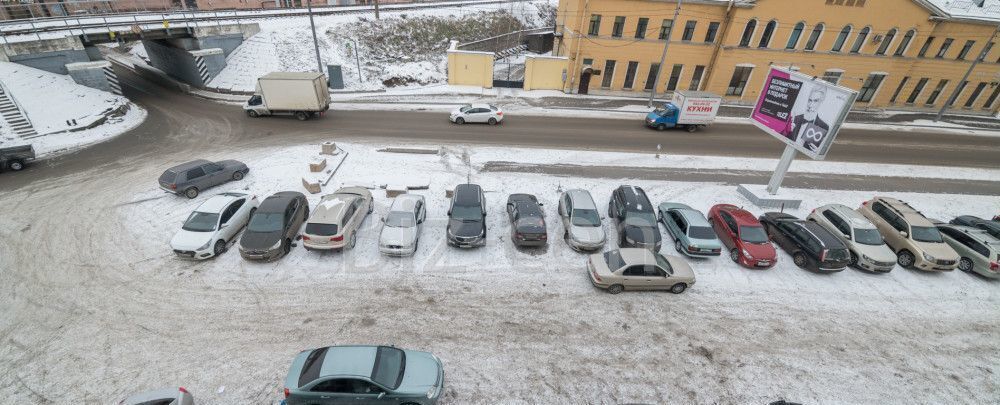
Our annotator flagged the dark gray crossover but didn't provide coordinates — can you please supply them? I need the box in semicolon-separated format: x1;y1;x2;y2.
239;191;308;261
158;159;250;199
608;185;662;251
506;193;547;247
447;184;487;248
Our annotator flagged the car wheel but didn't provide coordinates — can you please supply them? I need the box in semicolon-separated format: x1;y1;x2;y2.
488;117;497;125
897;250;915;268
232;171;244;181
958;257;974;272
368;202;373;214
295;111;309;121
793;252;807;268
656;124;666;131
9;160;25;171
849;251;859;268
350;233;357;249
455;117;465;125
607;284;624;294
247;110;259;118
675;240;683;253
686;125;698;133
213;240;226;256
730;248;740;263
184;187;199;199
283;238;292;255
670;283;687;294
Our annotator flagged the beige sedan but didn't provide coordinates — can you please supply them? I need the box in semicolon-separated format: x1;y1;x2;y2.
588;248;696;294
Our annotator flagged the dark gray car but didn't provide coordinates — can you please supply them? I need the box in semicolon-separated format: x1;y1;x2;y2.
608;185;662;251
447;184;487;248
951;215;1000;240
239;191;309;261
159;159;250;199
506;193;547;247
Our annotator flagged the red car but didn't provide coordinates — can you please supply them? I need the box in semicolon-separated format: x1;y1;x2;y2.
708;204;777;268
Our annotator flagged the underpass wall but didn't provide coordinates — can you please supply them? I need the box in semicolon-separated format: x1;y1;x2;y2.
142;39;206;85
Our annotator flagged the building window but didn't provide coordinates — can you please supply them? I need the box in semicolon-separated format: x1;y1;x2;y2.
804;24;824;51
831;25;851;52
889;76;909;103
644;63;659;90
583;58;594;66
894;29;915;56
588;15;601;36
935;38;953;58
856;73;885;103
601;60;616;88
949;81;968;106
965;82;988;108
875;28;896;55
957;40;975;60
982;83;1000;109
623;61;639;89
925;79;949;105
666;64;683;91
705;22;720;43
980;42;994;61
821;70;843;85
681;20;696;41
917;36;935;57
659;19;673;40
786;22;805;49
726;66;753;96
635;18;649;39
850;26;870;53
756;20;776;48
611;16;625;38
739;19;756;47
689;65;705;91
906;78;929;104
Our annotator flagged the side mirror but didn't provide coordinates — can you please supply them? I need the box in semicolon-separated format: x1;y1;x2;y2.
220;223;229;229
380;217;385;222
844;234;852;240
447;210;452;216
377;392;386;399
900;231;908;237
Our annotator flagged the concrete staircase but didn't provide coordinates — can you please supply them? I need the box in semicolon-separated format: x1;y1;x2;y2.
0;82;38;139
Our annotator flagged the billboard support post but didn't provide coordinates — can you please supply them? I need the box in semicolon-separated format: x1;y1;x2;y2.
766;145;797;195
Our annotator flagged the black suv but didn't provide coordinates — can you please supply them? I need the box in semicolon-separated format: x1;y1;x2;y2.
447;184;487;248
608;185;661;251
759;212;851;272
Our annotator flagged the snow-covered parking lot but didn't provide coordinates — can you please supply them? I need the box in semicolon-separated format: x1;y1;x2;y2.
1;141;998;404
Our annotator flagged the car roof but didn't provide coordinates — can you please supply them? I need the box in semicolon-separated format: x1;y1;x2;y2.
167;159;211;172
509;193;537;203
469;103;495;109
313;193;359;223
764;212;799;222
121;387;185;404
195;192;249;213
514;200;543;217
940;224;1000;246
454;184;482;203
259;191;301;211
618;248;657;264
616;185;652;212
819;203;877;229
390;194;423;212
672;208;710;227
801;221;846;248
564;189;596;209
719;205;759;226
333;186;370;198
873;196;935;226
318;346;377;378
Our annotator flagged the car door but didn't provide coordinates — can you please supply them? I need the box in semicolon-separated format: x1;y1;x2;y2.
202;163;226;187
301;377;364;404
184;166;206;190
670;211;687;242
414;199;425;236
716;211;737;248
284;200;299;241
620;265;649;290
219;198;246;241
870;202;902;247
772;222;796;252
347;199;362;237
646;264;672;289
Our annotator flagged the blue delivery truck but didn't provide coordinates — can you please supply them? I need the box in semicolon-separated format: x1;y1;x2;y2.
645;91;722;132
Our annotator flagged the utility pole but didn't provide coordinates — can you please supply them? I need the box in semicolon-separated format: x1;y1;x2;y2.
648;0;681;108
306;0;324;73
374;0;380;19
935;24;999;122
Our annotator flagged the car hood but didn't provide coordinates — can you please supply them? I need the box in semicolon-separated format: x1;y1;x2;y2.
916;241;960;260
396;351;442;393
171;229;214;250
742;241;776;259
218;159;247;170
852;242;897;262
449;219;484;237
624;225;660;244
381;226;417;246
240;230;282;250
449;108;463;116
570;225;605;244
666;256;696;281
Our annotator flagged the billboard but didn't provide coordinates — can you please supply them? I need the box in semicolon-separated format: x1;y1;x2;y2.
750;67;857;160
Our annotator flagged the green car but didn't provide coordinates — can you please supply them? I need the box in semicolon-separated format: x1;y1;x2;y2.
284;345;444;405
657;202;723;257
936;224;1000;279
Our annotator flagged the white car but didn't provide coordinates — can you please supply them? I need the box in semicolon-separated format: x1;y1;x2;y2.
170;192;259;259
808;203;898;272
379;194;427;256
449;103;504;125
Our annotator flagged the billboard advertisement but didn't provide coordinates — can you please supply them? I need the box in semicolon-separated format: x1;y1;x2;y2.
750;67;857;160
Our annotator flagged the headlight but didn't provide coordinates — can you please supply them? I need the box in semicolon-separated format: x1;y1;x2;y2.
742;249;753;259
480;227;486;237
922;252;935;261
426;386;439;399
270;240;283;250
197;239;212;251
862;254;872;262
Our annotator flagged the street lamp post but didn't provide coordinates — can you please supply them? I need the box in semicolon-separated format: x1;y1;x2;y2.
306;0;324;73
648;0;681;108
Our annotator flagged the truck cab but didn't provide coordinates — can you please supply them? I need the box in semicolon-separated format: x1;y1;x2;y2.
646;103;688;132
644;90;721;133
0;144;35;172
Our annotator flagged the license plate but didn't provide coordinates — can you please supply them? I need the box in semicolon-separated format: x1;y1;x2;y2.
757;260;769;266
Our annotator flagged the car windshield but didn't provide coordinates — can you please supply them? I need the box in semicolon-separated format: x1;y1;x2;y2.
459;105;473;113
624;211;657;227
571;209;601;227
247;212;283;233
603;250;626;270
824;248;850;261
182;212;219;232
739;225;769;243
385;211;415;228
371;347;405;389
654;106;669;116
688;226;716;239
451;205;482;221
516;216;545;228
853;228;884;245
305;223;338;236
911;226;944;243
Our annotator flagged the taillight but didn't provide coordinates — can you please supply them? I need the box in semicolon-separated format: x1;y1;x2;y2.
991;261;999;271
591;267;602;282
302;235;311;241
810;209;815;214
862;201;868;206
687;245;698;252
284;387;290;398
515;232;523;239
179;387;189;394
496;111;503;115
540;234;547;239
332;235;344;242
820;249;828;262
170;184;177;190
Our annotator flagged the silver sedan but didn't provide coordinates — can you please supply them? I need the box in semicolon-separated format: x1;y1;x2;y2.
558;189;606;251
379;194;427;256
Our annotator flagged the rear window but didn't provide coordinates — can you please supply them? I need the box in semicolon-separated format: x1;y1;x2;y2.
688;226;716;240
603;250;626;270
306;223;339;236
158;170;177;183
825;248;850;261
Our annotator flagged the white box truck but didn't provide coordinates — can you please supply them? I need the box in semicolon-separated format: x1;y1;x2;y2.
243;72;331;121
644;91;722;132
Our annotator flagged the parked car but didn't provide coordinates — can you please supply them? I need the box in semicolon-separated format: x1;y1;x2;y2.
858;196;959;271
608;185;661;251
170;192;259;260
158;159;249;199
708;204;777;269
302;187;373;251
759;212;851;272
447;184;487;248
557;189;606;251
936;224;1000;278
283;345;444;405
807;204;898;272
587;248;695;294
239;191;308;261
506;194;547;247
119;387;193;405
0;144;35;172
657;202;722;257
950;215;1000;240
379;194;427;257
449;103;503;125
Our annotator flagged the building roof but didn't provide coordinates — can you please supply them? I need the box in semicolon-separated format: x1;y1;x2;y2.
260;71;324;80
919;0;1000;23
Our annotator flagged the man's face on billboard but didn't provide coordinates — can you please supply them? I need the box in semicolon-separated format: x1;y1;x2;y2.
804;88;825;120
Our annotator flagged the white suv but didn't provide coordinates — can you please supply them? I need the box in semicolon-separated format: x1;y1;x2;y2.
302;187;373;250
808;204;897;272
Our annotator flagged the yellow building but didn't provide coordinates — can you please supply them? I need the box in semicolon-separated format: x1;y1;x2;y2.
555;0;1000;114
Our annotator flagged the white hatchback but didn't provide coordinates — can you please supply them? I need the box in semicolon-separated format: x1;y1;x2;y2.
449;103;504;125
379;194;427;256
170;192;260;260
